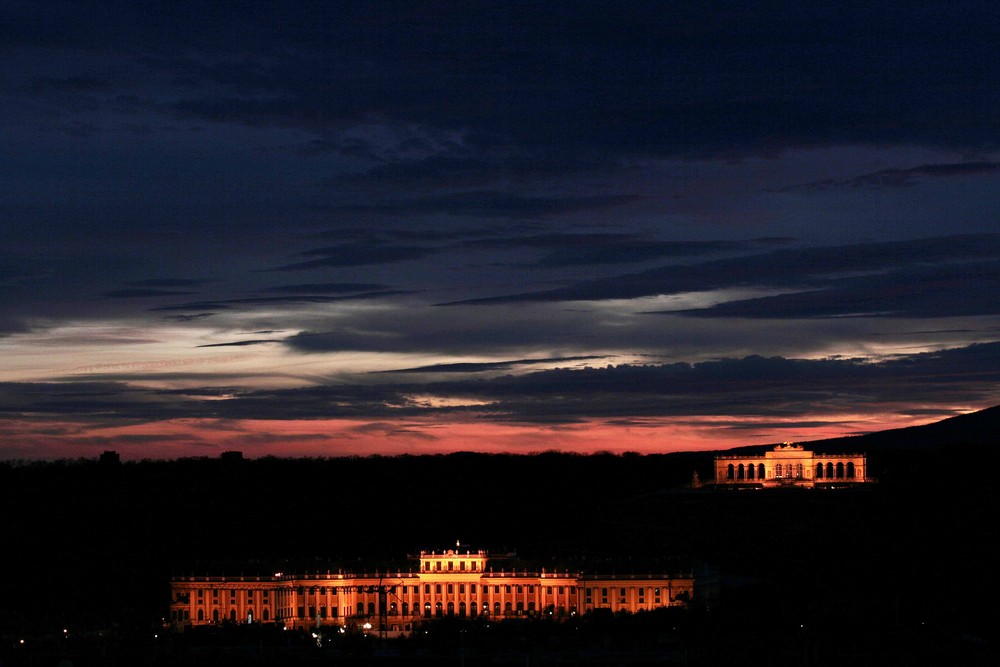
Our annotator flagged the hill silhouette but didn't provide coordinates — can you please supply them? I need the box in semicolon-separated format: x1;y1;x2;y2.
719;403;1000;456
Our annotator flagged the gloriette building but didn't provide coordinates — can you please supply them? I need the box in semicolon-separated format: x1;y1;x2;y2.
714;442;870;488
169;547;699;635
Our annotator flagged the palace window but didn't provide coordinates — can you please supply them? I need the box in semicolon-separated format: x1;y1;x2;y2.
459;584;465;594
447;584;453;594
460;561;466;571
816;463;824;479
726;464;735;480
505;585;511;594
470;584;476;593
472;561;478;570
436;584;442;594
368;602;375;616
547;586;552;595
447;601;455;616
775;464;783;478
747;464;755;480
425;584;431;594
402;602;409;616
459;601;466;616
847;462;856;478
517;585;523;594
448;561;454;571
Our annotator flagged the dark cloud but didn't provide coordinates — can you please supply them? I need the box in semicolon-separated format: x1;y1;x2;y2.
5;342;999;424
151;290;410;313
9;1;995;162
377;355;605;374
325;192;639;220
669;260;1000;319
445;234;1000;306
263;282;389;294
770;162;1000;193
271;243;437;270
103;288;198;298
194;339;281;349
463;234;746;267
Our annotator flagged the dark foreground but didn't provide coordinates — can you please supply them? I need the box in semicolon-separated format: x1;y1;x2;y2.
2;441;998;666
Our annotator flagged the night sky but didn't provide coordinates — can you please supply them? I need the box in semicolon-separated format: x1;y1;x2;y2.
2;1;999;460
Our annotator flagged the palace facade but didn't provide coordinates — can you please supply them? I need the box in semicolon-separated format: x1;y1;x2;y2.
714;442;870;488
169;548;698;634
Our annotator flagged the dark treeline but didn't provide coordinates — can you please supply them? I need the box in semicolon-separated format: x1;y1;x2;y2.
2;436;998;665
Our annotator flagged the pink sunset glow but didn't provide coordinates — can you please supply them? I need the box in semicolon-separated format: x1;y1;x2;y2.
0;412;943;462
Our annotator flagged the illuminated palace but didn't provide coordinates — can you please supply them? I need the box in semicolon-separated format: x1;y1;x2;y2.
169;548;697;634
714;442;870;488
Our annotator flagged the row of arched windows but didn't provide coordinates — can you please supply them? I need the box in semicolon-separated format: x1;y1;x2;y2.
725;461;858;480
816;461;857;479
